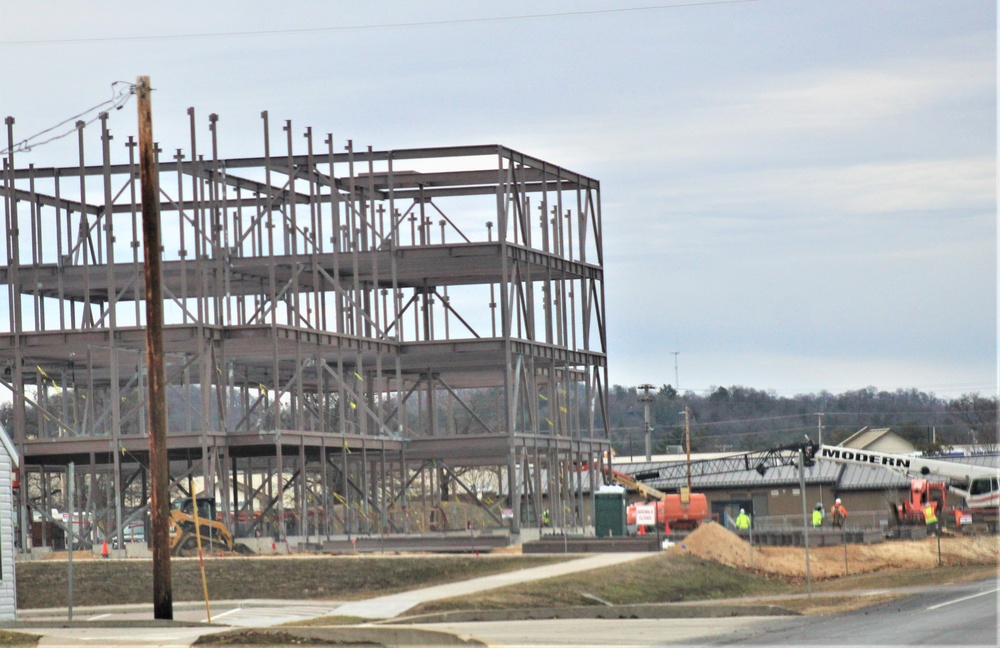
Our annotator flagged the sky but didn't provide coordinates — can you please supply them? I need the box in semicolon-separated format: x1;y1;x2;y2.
0;0;996;400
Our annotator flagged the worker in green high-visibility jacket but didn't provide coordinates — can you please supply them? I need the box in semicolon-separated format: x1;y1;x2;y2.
812;503;824;527
924;504;939;535
734;508;751;530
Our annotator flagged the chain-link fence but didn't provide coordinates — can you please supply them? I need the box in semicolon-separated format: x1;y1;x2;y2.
748;510;890;533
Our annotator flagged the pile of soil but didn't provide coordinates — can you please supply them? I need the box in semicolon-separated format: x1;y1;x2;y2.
670;522;999;579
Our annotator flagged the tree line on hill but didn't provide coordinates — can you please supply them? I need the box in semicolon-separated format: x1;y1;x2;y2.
606;384;998;457
2;380;995;459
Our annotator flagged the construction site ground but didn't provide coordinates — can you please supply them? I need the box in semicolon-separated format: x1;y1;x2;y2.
403;523;999;617
671;521;999;578
5;525;998;646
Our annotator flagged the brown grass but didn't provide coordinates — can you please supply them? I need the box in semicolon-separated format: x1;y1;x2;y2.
15;554;567;609
404;531;999;618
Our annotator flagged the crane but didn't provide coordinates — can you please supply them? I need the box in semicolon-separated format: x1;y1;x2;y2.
619;440;999;530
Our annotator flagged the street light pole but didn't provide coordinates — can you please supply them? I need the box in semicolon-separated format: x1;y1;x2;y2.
798;447;812;597
682;407;692;491
638;384;655;461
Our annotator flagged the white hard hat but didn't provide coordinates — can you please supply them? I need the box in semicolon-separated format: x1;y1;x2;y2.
835;498;841;504
816;503;822;509
739;508;745;514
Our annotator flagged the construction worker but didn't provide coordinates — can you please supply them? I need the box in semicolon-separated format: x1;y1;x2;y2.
812;503;824;528
541;509;551;527
924;504;939;535
734;508;751;531
830;498;847;528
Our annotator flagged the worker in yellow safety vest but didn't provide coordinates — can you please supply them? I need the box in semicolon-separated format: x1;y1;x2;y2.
924;504;939;535
734;508;751;531
812;503;824;527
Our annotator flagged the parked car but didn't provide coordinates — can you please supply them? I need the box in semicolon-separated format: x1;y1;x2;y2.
111;523;146;548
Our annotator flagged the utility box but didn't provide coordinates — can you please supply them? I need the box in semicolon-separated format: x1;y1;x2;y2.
594;485;627;537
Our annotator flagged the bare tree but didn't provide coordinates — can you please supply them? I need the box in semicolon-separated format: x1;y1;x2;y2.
947;393;999;450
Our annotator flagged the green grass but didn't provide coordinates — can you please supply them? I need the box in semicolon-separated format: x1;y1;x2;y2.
409;552;797;615
407;556;999;619
281;615;371;627
0;629;40;645
193;628;375;645
16;555;569;609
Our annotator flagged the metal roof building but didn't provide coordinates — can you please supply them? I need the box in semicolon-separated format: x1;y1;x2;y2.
621;452;1000;493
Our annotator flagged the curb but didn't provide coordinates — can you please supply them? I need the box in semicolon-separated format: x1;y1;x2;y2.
385;603;800;624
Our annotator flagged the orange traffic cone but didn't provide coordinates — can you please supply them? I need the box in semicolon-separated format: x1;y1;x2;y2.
101;539;109;558
271;541;277;552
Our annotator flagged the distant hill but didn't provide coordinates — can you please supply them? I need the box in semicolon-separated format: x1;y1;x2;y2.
606;385;997;455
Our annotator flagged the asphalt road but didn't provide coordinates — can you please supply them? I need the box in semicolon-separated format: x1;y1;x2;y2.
421;579;1000;647
717;578;999;646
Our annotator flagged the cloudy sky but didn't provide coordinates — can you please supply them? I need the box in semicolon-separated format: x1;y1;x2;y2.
1;1;995;399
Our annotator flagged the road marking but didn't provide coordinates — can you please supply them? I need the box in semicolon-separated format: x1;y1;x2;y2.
926;587;999;610
207;607;243;622
87;613;111;620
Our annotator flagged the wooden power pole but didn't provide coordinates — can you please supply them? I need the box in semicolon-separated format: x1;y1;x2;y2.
137;75;173;620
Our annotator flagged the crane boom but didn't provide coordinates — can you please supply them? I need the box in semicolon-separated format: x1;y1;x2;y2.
619;440;998;512
608;470;668;500
813;444;999;508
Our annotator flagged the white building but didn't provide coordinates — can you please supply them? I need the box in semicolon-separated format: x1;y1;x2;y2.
0;423;18;620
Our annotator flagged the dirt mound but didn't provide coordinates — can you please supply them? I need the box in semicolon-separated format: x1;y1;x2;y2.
670;521;1000;579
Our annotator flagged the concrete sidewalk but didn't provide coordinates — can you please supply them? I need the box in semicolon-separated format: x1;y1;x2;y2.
332;552;653;619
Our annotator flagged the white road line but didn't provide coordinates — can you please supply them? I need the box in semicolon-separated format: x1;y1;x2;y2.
926;587;999;610
207;607;243;622
87;613;111;621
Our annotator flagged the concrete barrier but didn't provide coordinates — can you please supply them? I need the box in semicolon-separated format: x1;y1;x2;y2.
523;536;659;553
125;544;152;558
321;534;509;554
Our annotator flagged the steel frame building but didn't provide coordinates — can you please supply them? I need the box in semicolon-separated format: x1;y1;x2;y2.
1;108;611;549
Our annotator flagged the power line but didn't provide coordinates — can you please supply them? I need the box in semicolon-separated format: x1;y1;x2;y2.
0;1;762;46
1;81;136;156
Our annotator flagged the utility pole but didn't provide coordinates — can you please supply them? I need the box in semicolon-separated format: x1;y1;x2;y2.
638;384;655;460
137;75;173;620
67;462;74;621
671;351;680;392
798;447;813;597
682;406;692;490
817;413;824;446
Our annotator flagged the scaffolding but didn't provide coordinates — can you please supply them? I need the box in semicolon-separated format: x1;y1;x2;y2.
1;108;611;550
